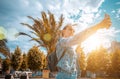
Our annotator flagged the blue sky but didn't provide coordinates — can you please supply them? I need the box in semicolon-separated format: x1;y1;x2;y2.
0;0;120;54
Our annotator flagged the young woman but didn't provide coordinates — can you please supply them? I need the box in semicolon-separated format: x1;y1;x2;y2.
55;14;111;79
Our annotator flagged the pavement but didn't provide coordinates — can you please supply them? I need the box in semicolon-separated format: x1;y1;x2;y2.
0;78;91;79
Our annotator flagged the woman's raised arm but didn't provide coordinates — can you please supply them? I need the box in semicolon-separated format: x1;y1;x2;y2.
67;14;112;46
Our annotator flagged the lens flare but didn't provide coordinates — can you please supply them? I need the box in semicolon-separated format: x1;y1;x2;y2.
81;32;110;54
0;27;6;40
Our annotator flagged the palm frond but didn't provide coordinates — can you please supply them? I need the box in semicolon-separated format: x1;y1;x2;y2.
57;14;64;30
27;16;35;21
0;39;10;57
48;12;56;31
27;16;45;34
19;11;64;55
0;48;10;57
20;23;34;30
30;31;39;37
41;11;51;32
29;38;43;45
17;32;45;45
17;32;33;38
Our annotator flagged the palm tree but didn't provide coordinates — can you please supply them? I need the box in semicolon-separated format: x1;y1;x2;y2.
17;11;64;71
0;39;10;58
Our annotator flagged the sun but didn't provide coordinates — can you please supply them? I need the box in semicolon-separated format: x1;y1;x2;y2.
81;34;104;54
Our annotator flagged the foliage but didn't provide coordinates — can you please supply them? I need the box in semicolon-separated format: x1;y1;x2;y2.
87;46;111;76
40;52;47;70
20;53;28;71
27;46;42;71
0;39;10;57
106;56;113;76
86;50;97;73
2;58;11;72
0;56;2;63
11;46;22;70
76;46;86;71
18;11;64;55
111;48;120;76
95;47;110;72
76;46;86;77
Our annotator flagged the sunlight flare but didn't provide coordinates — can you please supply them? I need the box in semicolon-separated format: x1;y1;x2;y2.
81;31;111;54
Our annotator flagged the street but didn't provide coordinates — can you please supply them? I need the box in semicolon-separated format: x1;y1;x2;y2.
0;78;90;79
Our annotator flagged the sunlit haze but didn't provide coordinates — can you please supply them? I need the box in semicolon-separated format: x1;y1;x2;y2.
81;29;111;54
0;0;120;53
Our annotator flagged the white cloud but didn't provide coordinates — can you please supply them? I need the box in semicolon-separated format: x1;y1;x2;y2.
110;8;120;21
116;9;120;20
117;9;120;14
79;13;95;24
38;0;104;26
111;10;116;13
21;0;29;7
116;2;120;5
1;0;112;53
35;2;43;10
81;27;120;53
97;27;120;39
1;0;104;32
6;28;18;41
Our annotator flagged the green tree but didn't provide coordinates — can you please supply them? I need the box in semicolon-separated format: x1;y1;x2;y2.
95;47;110;77
17;11;63;55
111;48;120;77
27;46;42;71
76;46;86;77
2;58;11;72
96;47;109;72
17;11;64;71
0;57;2;69
0;27;10;57
20;53;28;71
87;47;110;77
86;50;97;73
106;53;113;76
40;52;47;70
11;46;22;70
0;56;2;63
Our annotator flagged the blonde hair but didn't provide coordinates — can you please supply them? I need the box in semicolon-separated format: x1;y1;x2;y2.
63;24;75;32
61;24;75;37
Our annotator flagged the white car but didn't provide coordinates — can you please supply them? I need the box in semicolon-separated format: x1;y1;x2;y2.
14;71;22;77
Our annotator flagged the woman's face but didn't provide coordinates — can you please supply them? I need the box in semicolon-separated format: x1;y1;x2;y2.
62;26;74;38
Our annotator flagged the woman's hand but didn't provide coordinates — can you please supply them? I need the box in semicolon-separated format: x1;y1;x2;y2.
65;14;112;46
99;14;112;29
